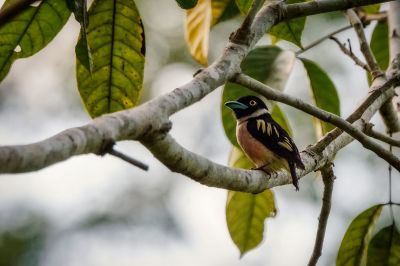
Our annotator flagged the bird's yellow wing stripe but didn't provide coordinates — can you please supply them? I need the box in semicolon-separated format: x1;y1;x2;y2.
267;122;272;136
256;119;266;134
278;141;293;151
273;125;279;137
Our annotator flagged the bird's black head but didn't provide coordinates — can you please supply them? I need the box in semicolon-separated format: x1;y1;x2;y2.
225;95;268;119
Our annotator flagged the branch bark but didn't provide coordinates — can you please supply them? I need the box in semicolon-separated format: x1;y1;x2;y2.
348;8;400;133
364;123;400;147
308;164;335;266
0;0;398;193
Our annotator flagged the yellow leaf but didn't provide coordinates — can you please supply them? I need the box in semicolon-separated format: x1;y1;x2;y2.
211;0;230;25
185;0;211;65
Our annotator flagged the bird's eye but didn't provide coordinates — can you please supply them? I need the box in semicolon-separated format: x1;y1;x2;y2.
249;100;257;106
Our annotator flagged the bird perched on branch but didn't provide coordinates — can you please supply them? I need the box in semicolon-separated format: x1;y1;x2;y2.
225;95;305;190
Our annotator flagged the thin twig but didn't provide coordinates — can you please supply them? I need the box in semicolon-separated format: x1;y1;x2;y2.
108;148;149;171
233;73;400;171
363;123;400;147
0;0;38;27
330;36;370;71
308;164;335;266
296;25;352;56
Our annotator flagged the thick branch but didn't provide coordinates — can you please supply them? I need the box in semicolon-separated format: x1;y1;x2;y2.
348;8;400;133
382;1;400;133
234;73;400;171
308;164;335;266
0;0;397;180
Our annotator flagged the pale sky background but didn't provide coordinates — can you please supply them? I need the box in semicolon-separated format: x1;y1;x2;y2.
0;1;399;266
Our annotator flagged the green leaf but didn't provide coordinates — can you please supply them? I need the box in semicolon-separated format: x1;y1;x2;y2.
221;46;283;147
371;21;389;70
235;0;253;14
362;4;381;13
0;0;71;82
367;224;400;266
212;0;239;25
271;103;292;136
176;0;198;9
337;205;383;266
226;147;277;257
75;34;93;73
76;0;145;118
268;0;306;48
301;58;340;137
68;0;92;73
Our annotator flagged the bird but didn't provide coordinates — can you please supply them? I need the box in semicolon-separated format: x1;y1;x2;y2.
225;95;305;190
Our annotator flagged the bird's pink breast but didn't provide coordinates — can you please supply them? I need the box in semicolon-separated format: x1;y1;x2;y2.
236;121;280;168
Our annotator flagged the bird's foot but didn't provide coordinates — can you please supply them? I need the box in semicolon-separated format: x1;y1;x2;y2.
251;164;268;171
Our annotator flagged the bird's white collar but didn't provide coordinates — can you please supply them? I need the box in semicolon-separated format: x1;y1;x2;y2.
237;109;269;124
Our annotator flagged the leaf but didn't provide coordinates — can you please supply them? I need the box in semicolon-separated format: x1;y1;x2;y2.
362;4;381;13
370;21;389;70
337;205;383;266
271;103;292;136
235;0;253;14
75;34;93;73
76;0;145;118
68;0;92;73
185;0;211;65
0;0;71;82
176;0;198;9
226;147;277;257
301;58;341;137
212;0;239;25
367;224;400;266
268;0;306;48
221;46;296;147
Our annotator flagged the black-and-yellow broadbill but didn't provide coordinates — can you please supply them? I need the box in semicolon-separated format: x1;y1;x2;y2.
225;95;305;190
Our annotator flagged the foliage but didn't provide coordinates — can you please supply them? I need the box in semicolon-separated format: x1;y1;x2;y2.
226;147;277;256
0;0;397;263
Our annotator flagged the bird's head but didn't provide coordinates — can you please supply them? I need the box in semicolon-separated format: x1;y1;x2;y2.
225;95;269;120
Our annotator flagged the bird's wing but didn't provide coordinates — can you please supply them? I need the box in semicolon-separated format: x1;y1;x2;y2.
246;114;303;167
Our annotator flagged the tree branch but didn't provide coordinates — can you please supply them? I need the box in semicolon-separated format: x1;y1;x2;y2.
382;1;400;133
329;36;370;71
348;8;400;133
363;123;400;147
347;9;383;78
308;164;335;266
0;0;398;193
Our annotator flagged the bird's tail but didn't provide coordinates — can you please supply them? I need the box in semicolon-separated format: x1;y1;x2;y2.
289;162;300;191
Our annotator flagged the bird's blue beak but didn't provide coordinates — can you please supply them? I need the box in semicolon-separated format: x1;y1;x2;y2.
225;101;248;110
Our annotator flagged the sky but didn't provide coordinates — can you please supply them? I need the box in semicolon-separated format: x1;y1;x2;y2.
0;1;399;266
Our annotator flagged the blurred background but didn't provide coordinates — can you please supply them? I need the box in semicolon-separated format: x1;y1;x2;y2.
0;1;399;265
